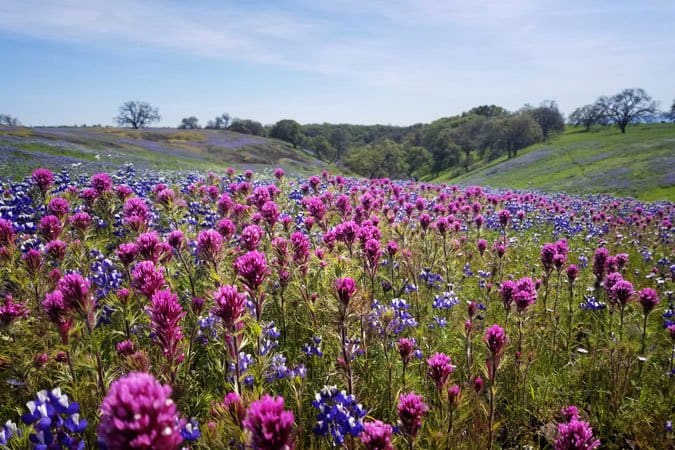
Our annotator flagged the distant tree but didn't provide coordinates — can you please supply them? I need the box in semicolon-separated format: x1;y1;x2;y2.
448;115;488;171
228;119;265;136
269;119;302;148
430;130;462;177
670;99;675;121
526;100;565;140
499;114;543;158
345;139;407;178
178;116;201;129
0;114;19;126
464;105;509;118
568;104;607;131
215;113;231;129
328;127;349;163
115;100;161;129
604;88;658;133
479;114;542;160
309;136;335;160
404;145;433;178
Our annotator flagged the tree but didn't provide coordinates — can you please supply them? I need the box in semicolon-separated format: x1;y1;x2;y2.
526;100;565;140
670;100;675;121
269;119;302;148
328;127;349;163
604;88;657;133
568;104;607;131
448;115;488;171
464;104;509;118
227;119;265;136
345;139;407;178
0;114;19;126
114;101;161;129
403;145;432;178
178;116;201;129
215;113;230;129
308;136;335;160
499;114;543;158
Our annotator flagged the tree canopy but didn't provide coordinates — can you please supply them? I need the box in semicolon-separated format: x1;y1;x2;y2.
114;101;161;129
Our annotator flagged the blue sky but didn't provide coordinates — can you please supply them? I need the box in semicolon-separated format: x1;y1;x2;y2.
1;0;674;126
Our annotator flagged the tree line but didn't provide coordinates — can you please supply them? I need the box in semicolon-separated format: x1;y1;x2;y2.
2;89;673;180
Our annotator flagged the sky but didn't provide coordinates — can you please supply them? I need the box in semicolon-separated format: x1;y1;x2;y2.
0;0;674;127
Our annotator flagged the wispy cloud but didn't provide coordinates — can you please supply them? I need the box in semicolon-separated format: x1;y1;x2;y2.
1;0;674;119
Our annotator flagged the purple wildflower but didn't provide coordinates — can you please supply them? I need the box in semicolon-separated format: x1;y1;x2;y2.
243;394;295;450
98;372;183;450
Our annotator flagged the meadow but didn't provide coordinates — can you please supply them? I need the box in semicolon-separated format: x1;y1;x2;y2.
436;124;675;202
0;165;672;449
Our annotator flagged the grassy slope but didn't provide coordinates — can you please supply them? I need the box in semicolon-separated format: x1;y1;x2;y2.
434;124;675;201
0;127;329;178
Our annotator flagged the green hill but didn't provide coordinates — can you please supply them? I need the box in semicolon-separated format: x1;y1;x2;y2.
0;127;330;178
433;124;675;201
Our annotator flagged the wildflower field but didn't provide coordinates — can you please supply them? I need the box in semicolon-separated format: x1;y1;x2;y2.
0;165;673;449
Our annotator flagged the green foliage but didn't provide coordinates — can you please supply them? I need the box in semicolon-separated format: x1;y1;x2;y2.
269;119;302;148
178;116;201;129
227;119;265;136
344;139;407;178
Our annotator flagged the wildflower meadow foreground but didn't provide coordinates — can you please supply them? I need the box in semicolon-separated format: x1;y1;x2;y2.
0;165;673;449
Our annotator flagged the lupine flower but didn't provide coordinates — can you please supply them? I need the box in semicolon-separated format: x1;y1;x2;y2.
553;418;601;450
426;352;454;390
0;420;17;446
212;284;247;329
397;392;428;438
98;372;183;450
243;394;295;450
22;387;87;449
359;420;394;450
131;260;165;298
312;386;367;446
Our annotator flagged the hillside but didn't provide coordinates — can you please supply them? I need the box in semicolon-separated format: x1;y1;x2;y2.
0;127;329;178
434;124;675;201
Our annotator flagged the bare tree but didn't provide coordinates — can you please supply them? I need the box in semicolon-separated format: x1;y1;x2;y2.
0;114;19;126
115;100;161;129
604;88;657;133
